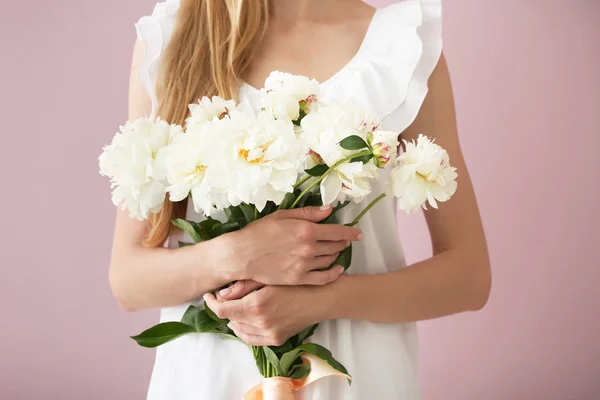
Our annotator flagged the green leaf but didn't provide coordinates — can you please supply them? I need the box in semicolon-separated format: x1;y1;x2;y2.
270;340;295;356
320;201;350;224
335;244;353;271
204;301;228;325
260;201;277;217
224;206;245;222
215;331;246;345
339;135;369;151
171;219;203;243
178;241;194;248
263;346;284;376
198;218;222;240
180;306;220;332
296;324;319;345
350;154;374;164
280;349;303;376
180;305;201;326
295;343;351;383
304;164;328;177
303;193;323;208
239;203;257;223
278;192;296;210
289;364;311;380
130;322;195;348
213;221;241;235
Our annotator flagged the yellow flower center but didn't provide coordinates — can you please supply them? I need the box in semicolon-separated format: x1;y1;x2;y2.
237;140;273;165
417;171;437;183
195;164;206;174
238;148;266;164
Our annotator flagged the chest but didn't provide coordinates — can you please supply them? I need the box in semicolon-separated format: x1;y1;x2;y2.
244;19;371;89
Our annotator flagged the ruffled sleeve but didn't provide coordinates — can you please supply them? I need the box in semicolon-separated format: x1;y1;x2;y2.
389;0;442;129
325;0;443;133
134;0;181;119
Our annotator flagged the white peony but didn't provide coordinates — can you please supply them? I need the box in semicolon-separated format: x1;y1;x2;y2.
110;181;167;221
164;122;231;216
300;104;377;205
262;71;320;121
344;103;381;138
368;130;399;168
321;161;378;205
388;134;458;213
185;96;236;129
299;104;353;165
223;110;301;211
263;90;302;121
98;117;182;220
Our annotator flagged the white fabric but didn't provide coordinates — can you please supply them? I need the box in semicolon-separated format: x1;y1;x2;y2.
135;1;442;399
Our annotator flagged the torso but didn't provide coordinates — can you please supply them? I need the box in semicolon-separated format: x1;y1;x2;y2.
135;1;444;398
245;1;376;89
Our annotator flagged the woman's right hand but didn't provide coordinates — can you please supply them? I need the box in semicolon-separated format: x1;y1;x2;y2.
224;205;362;287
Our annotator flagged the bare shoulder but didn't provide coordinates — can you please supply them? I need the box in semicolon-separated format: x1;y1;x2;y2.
128;40;152;121
404;52;454;145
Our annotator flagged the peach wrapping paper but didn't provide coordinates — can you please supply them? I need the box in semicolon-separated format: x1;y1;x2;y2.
243;353;350;400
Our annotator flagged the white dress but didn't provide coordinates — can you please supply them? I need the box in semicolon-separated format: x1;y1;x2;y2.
135;1;442;399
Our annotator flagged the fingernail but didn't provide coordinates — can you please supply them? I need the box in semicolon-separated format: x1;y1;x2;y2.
219;287;232;297
320;204;331;211
337;266;344;274
357;232;363;240
345;240;350;247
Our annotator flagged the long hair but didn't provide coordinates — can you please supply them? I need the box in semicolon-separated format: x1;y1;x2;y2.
144;0;269;247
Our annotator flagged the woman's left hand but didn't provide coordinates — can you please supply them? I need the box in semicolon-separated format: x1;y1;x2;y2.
203;281;335;346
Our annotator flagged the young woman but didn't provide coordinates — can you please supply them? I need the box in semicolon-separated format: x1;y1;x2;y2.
109;0;491;398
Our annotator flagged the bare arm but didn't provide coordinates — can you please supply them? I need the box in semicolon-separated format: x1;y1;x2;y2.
108;41;363;312
108;40;235;311
324;53;491;322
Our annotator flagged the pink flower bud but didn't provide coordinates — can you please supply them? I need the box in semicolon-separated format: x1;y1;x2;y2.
368;130;399;168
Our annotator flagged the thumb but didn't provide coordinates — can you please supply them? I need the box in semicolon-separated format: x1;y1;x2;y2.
217;280;264;301
274;204;333;222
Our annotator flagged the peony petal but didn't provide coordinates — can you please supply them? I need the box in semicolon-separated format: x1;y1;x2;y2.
320;174;343;205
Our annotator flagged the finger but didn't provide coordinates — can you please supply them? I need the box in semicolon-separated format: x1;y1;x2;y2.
314;240;350;256
228;321;263;336
273;205;333;223
309;254;339;270
203;293;244;320
229;322;270;346
301;265;344;285
218;280;265;301
314;224;362;242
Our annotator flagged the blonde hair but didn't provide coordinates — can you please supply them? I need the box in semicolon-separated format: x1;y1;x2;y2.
144;0;269;247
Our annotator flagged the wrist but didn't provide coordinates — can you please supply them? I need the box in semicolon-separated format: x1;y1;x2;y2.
213;229;254;282
315;273;354;321
169;242;231;298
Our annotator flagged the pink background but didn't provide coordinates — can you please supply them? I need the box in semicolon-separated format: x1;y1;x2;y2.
1;0;598;399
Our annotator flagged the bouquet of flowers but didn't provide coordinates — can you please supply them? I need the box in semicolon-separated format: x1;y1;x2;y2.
99;71;458;399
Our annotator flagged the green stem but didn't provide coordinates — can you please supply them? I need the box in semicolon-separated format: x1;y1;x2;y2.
348;193;387;227
266;354;272;377
289;150;373;209
293;173;312;190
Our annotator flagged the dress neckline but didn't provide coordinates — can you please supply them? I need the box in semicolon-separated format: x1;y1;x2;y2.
241;6;381;94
